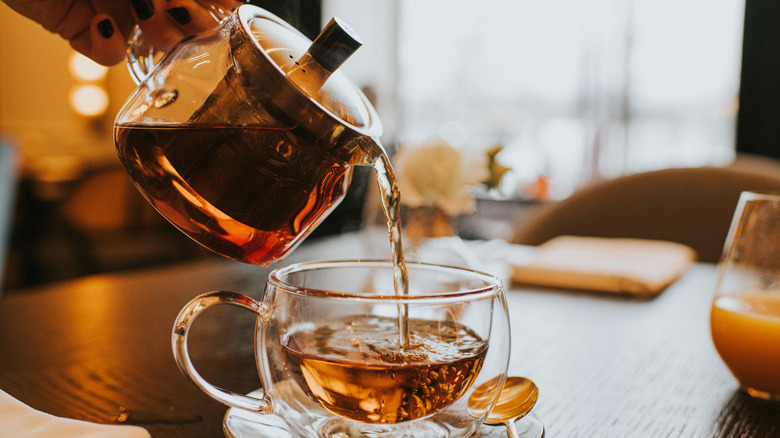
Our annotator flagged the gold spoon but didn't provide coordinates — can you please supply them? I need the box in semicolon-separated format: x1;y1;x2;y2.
469;376;541;438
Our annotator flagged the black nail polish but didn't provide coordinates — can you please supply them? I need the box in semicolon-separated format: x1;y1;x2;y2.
166;6;192;25
97;19;114;38
132;0;154;20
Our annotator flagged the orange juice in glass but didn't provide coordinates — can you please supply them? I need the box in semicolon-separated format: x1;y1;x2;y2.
711;293;780;398
710;191;780;400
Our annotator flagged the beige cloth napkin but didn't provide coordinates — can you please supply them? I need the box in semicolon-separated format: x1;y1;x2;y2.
509;235;697;298
0;389;151;438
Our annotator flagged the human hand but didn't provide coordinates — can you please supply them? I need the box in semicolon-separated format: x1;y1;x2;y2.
2;0;242;66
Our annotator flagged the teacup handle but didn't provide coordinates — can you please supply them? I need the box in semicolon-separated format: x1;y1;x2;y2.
172;291;274;413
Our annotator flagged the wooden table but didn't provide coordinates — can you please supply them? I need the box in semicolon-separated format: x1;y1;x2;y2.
1;234;778;437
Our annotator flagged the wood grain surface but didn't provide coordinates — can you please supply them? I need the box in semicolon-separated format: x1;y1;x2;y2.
1;234;779;437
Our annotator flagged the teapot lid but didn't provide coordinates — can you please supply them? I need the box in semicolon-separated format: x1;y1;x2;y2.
233;5;382;139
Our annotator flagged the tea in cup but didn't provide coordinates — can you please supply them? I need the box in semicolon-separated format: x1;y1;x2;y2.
710;191;780;400
173;260;511;437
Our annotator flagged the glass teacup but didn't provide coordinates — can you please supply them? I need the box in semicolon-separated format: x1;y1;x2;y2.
173;260;511;437
710;191;780;400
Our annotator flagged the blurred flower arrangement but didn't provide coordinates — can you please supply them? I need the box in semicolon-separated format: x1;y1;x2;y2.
394;138;488;216
392;138;509;241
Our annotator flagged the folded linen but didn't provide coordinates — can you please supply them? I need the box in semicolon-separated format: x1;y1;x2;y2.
0;389;150;438
509;235;697;298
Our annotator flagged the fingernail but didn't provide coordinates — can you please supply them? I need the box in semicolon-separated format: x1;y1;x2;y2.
132;0;154;20
97;19;114;38
166;6;192;25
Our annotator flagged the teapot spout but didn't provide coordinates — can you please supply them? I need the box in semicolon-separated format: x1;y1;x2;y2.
340;135;387;167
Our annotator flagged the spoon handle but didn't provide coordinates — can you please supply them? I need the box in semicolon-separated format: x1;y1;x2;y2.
504;420;521;438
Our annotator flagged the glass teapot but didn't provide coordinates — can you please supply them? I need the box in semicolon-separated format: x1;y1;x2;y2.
114;5;383;266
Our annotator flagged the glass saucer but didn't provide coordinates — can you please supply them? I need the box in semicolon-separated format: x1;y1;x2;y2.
223;390;545;438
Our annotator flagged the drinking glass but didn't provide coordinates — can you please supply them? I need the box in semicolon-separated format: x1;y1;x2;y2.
710;191;780;400
173;260;511;437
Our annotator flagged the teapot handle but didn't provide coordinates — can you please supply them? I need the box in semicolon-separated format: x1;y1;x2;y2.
172;291;274;413
125;2;235;84
126;25;156;85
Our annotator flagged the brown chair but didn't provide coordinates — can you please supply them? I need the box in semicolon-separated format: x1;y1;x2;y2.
55;165;211;275
511;155;780;263
7;161;211;288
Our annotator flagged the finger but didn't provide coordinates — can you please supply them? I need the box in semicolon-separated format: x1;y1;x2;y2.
165;0;220;34
94;2;136;43
132;0;186;52
89;14;127;66
66;14;124;67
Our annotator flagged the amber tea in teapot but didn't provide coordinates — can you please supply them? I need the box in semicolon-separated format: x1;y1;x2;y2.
115;124;363;264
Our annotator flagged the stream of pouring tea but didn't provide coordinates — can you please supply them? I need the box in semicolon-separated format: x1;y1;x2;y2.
372;152;411;347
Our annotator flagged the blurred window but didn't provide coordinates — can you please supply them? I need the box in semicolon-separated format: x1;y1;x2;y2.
325;0;745;198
